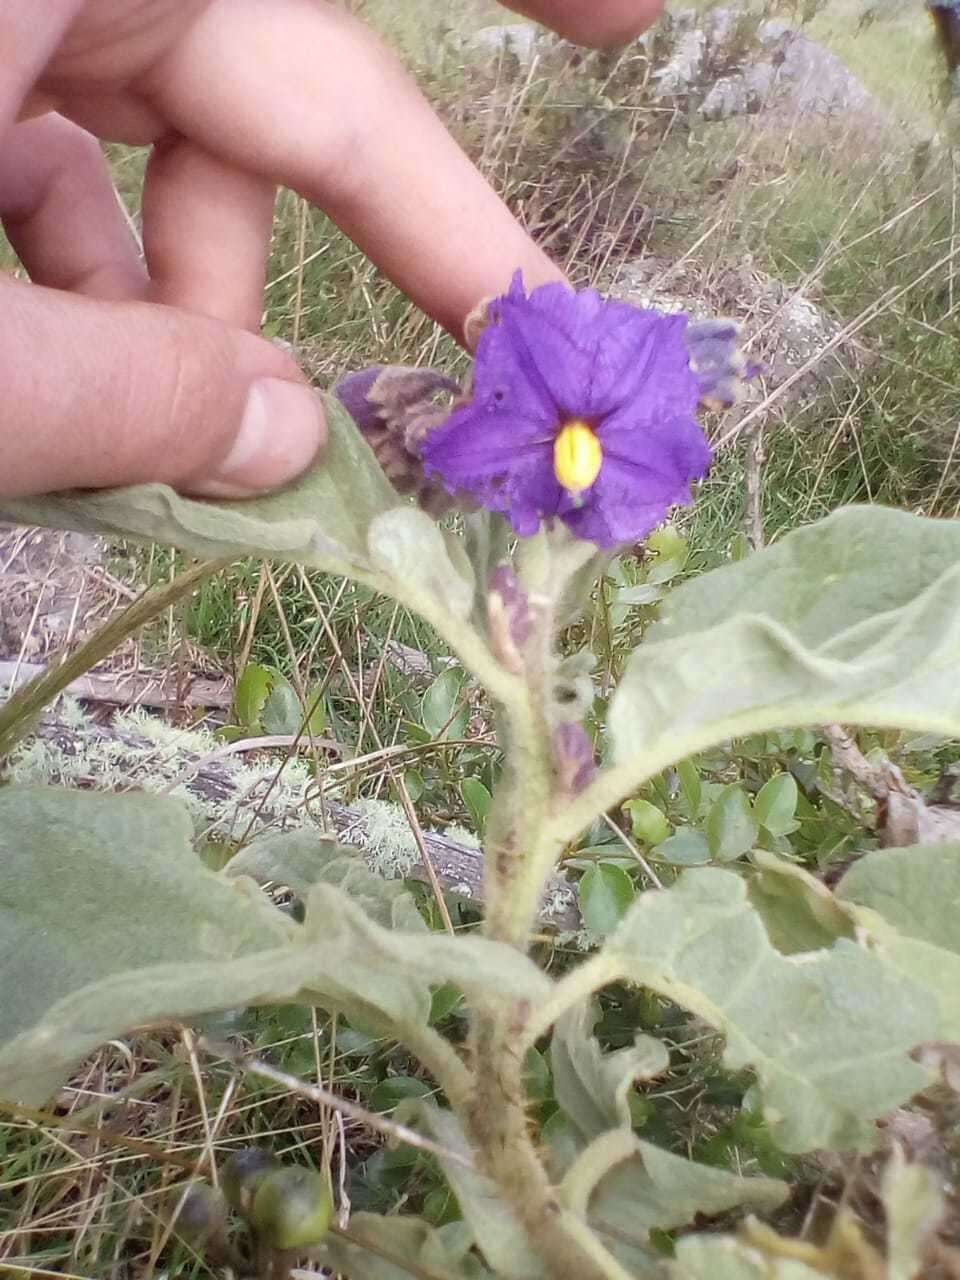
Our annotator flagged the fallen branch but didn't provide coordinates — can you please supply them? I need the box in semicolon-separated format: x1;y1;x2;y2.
27;715;582;932
0;660;233;710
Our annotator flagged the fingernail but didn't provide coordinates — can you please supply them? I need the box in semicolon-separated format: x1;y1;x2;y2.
202;378;325;498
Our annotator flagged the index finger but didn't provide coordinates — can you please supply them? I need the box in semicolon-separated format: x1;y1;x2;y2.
144;0;565;343
0;0;83;133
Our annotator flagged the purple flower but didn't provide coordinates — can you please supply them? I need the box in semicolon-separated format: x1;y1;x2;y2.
420;273;714;548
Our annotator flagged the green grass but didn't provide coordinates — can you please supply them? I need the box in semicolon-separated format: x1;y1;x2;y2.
4;2;960;1273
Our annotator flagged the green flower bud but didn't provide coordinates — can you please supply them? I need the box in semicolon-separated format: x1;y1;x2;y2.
222;1148;281;1216
251;1166;334;1250
171;1181;227;1246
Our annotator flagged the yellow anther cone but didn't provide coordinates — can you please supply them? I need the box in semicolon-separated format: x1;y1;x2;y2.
554;421;602;495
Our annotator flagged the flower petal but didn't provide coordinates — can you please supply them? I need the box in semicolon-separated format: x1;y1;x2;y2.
559;451;693;547
599;405;713;487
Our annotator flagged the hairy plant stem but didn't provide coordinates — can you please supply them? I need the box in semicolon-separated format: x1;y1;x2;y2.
467;1008;627;1280
465;548;629;1280
0;556;230;757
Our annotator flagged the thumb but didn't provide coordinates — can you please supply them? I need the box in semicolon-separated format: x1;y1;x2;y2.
0;276;325;499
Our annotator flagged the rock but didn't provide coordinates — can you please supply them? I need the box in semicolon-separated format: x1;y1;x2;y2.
464;22;542;64
611;256;868;406
754;18;887;121
652;7;894;133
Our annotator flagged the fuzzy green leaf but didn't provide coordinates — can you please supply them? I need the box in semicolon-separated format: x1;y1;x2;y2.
586;1139;786;1261
671;1235;824;1280
746;849;855;955
550;1002;668;1143
368;509;476;621
0;788;548;1104
604;867;936;1152
225;831;427;932
418;1106;545;1280
609;508;960;792
319;1213;492;1280
0;395;399;578
838;841;960;1038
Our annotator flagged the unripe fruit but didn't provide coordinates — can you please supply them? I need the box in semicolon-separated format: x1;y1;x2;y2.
172;1181;227;1246
251;1166;334;1250
222;1148;281;1216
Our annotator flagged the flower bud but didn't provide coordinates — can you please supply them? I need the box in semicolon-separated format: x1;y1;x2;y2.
686;318;761;410
251;1165;334;1250
333;365;469;516
222;1147;281;1216
552;722;598;795
487;564;531;675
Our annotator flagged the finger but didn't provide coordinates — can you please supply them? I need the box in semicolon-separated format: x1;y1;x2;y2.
142;134;276;330
0;112;147;300
0;0;82;133
0;274;325;499
494;0;665;46
145;0;566;344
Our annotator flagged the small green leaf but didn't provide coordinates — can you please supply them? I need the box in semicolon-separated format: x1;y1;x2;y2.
304;686;328;737
646;525;688;583
404;770;425;804
370;1076;434;1112
754;774;799;838
429;983;464;1024
523;1047;553;1104
234;662;274;728
706;785;759;862
461;778;492;833
676;759;702;818
578;863;635;936
421;668;467;740
653;828;710;866
261;676;303;735
624;799;671;846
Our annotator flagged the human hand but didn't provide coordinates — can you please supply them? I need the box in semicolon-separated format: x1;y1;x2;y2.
0;0;663;500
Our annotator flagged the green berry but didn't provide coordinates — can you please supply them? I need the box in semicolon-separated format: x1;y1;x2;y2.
172;1181;227;1245
222;1148;281;1215
251;1166;334;1250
